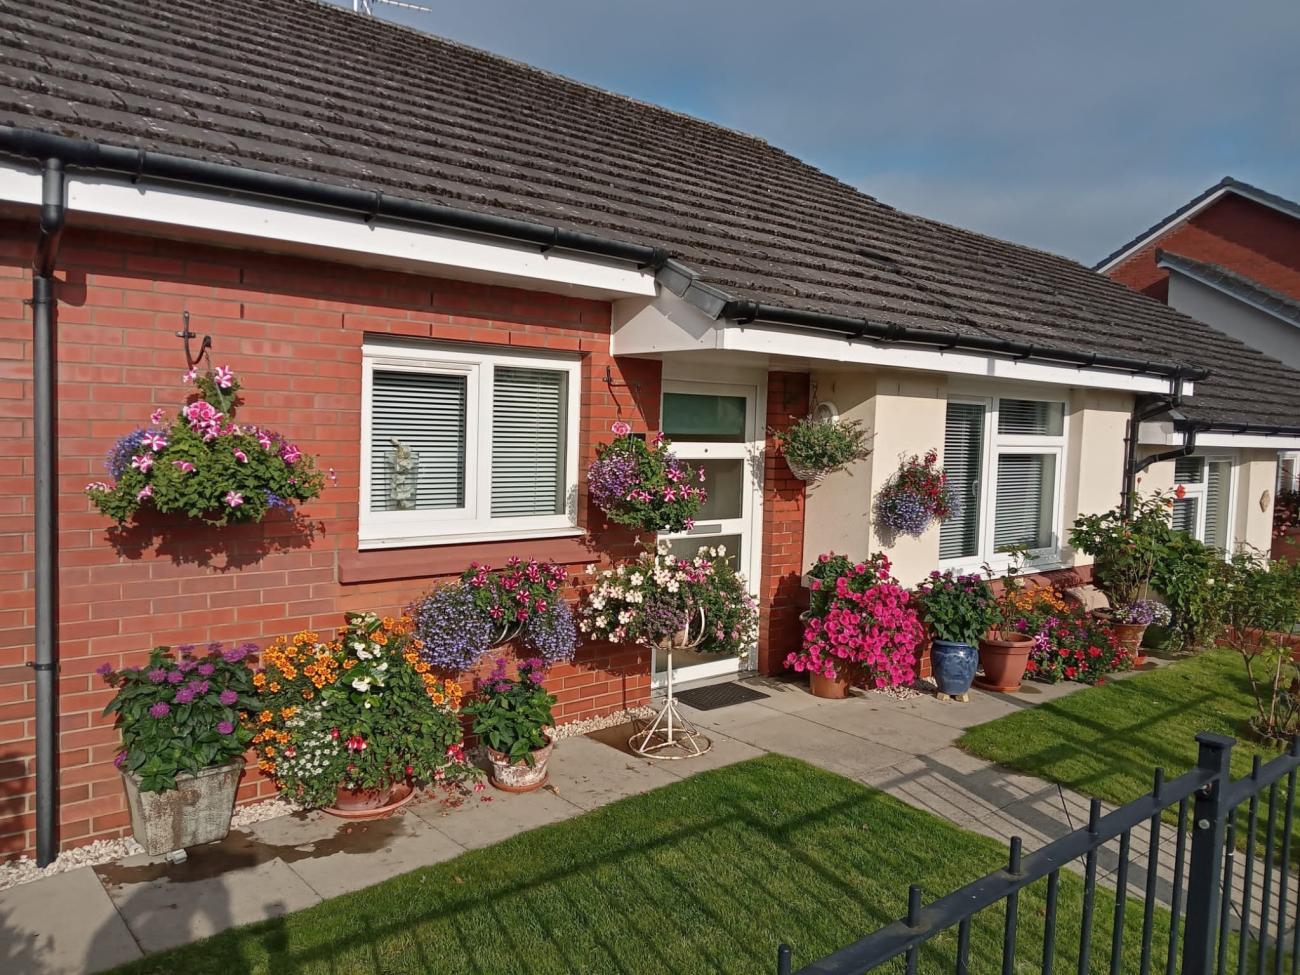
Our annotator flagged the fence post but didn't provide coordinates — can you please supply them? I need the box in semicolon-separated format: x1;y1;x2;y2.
777;943;791;975
1182;732;1235;975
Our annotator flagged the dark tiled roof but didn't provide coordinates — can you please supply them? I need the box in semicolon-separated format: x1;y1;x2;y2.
1159;251;1300;330
2;0;1299;430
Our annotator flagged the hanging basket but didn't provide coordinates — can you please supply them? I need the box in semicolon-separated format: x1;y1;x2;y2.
785;458;828;483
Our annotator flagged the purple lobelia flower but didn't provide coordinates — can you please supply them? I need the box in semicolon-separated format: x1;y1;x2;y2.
522;598;577;664
586;450;639;511
105;428;150;479
410;583;493;670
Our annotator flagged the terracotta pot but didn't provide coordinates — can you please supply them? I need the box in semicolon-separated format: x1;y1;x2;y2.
324;781;415;820
120;761;242;856
487;736;554;793
975;633;1035;693
1110;621;1149;666
809;670;851;699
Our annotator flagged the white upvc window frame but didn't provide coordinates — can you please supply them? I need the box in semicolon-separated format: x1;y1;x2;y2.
360;340;581;549
1172;453;1237;554
940;392;1068;575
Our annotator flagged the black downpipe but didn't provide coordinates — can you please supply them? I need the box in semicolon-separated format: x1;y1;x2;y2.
0;127;668;270
31;158;65;867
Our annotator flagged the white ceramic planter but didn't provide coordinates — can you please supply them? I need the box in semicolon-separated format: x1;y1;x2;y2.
486;737;554;793
120;761;242;855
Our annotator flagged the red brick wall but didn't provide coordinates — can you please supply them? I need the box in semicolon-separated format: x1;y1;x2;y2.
0;219;668;860
1107;193;1300;301
757;372;809;675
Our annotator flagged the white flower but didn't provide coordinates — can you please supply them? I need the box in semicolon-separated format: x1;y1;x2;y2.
595;615;608;629
630;572;644;586
351;677;371;692
363;699;372;709
374;661;388;672
666;580;680;593
355;648;373;660
717;545;727;556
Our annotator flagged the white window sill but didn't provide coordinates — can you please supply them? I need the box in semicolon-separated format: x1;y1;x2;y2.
359;525;585;551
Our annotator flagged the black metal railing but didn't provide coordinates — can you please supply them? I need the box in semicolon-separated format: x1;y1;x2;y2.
778;732;1300;975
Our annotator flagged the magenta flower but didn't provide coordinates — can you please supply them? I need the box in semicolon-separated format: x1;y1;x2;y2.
219;689;238;706
214;365;234;389
113;750;128;769
147;667;167;683
611;420;632;436
136;484;153;501
174;687;196;704
142;432;167;452
217;720;235;736
232;448;248;464
173;460;196;474
166;670;184;685
148;701;171;719
197;663;215;677
224;490;244;508
257;432;273;450
95;661;113;677
183;368;197;382
130;453;154;473
280;443;302;465
150;408;166;425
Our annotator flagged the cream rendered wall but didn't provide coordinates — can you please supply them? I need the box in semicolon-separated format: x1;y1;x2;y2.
1139;448;1278;554
1062;389;1133;567
801;369;947;586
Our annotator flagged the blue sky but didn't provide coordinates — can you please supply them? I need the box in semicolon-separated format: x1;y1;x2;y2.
328;0;1300;264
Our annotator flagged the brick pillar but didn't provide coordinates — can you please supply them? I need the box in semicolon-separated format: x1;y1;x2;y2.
757;372;809;675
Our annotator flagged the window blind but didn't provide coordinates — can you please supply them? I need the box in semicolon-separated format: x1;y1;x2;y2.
1204;460;1230;550
998;399;1064;436
1171;497;1198;536
491;367;567;518
993;453;1056;551
938;403;985;560
1174;457;1204;484
369;370;466;512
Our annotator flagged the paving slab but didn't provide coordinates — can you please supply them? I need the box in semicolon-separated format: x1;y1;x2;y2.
719;710;912;778
652;728;767;780
802;704;966;753
247;809;466;898
96;855;320;954
543;734;679;811
412;787;581;850
0;866;141;975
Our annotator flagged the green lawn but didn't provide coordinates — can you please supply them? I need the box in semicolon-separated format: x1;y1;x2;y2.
112;754;1195;975
958;651;1286;807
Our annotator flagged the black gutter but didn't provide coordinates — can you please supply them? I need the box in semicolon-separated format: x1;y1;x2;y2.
0;126;670;271
721;299;1210;382
31;158;64;867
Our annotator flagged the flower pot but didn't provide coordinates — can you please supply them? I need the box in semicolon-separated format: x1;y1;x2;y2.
324;781;416;820
809;670;851;699
119;761;242;856
1110;622;1149;666
931;639;978;699
487;736;555;793
784;458;827;483
975;634;1035;693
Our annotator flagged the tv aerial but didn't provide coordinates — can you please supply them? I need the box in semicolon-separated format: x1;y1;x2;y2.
352;0;433;14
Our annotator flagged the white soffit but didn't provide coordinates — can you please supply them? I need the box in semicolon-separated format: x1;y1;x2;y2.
1138;421;1300;450
0;164;656;300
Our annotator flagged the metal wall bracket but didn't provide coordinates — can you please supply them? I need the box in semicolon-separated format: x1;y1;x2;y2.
177;310;212;372
603;364;641;395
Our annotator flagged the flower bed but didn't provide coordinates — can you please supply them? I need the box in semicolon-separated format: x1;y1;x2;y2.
1025;603;1132;684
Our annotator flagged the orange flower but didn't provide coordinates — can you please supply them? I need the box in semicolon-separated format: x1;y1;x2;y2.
269;682;281;693
415;661;430;674
280;706;298;720
264;745;277;757
258;710;274;724
302;689;314;700
344;659;357;670
430;691;445;705
253;672;266;688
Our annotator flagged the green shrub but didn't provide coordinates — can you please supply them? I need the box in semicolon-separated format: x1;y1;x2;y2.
1151;532;1231;653
773;415;870;476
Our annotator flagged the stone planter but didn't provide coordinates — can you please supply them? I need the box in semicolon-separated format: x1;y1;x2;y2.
809;670;851;699
975;633;1035;693
487;735;554;793
120;761;242;856
931;639;978;701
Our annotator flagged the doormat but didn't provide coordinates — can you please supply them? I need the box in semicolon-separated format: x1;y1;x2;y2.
674;682;768;711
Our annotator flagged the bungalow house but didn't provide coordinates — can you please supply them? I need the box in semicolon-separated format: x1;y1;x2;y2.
2;0;1300;864
1097;178;1300;494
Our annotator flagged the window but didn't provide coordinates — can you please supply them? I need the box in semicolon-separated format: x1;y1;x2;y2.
360;342;580;548
938;396;1066;567
1172;456;1233;552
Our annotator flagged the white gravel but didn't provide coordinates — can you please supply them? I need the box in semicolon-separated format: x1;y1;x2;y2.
552;705;655;740
0;796;299;892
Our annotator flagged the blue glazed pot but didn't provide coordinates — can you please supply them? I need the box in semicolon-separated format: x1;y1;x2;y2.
931;639;978;697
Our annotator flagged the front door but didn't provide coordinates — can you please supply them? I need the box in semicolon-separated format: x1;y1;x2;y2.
655;379;762;686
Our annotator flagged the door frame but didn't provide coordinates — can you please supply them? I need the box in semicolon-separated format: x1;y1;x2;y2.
653;369;766;687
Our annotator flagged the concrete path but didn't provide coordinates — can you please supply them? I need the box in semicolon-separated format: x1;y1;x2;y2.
1;669;1291;972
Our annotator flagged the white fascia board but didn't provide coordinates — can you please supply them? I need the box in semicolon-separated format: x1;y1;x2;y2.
1161;259;1300;331
610;289;723;355
1138;420;1300;450
0;164;655;299
720;323;1178;394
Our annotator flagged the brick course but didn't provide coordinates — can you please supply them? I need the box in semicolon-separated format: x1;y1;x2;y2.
0;220;679;859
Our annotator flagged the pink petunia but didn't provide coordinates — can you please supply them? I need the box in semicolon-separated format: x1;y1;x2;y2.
131;454;154;473
183;368;197;383
173;460;196;474
214;365;234;389
233;449;248;464
224;491;244;508
280;444;302;464
150;408;166;425
142;432;167;452
611;420;632;436
136;484;153;501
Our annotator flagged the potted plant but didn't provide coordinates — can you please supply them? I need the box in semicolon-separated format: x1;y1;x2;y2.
1068;491;1173;646
976;551;1037;693
409;558;577;670
254;612;480;817
787;553;925;698
586;423;706;533
914;570;999;701
1026;607;1132;684
1221;551;1300;744
873;449;958;540
771;414;870;482
465;657;558;792
98;641;259;856
1107;599;1171;666
85;365;326;526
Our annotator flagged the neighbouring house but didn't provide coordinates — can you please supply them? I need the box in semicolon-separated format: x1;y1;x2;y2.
1097;178;1300;495
2;0;1300;863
